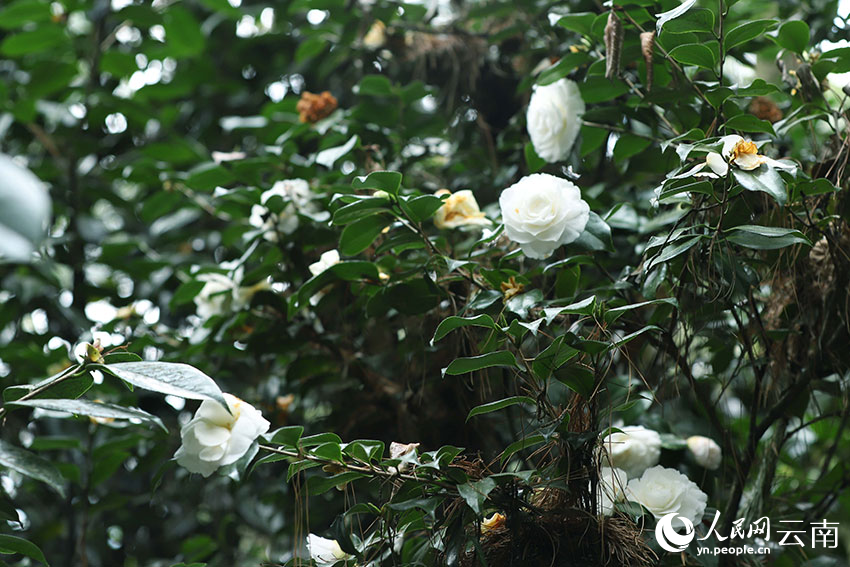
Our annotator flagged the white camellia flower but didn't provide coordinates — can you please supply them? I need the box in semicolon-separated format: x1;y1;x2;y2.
602;425;662;479
175;393;270;477
433;189;491;229
309;249;341;277
686;435;722;470
249;178;325;241
308;249;342;306
526;78;585;163
194;272;240;320
307;534;353;566
625;465;708;529
683;135;796;178
193;266;270;321
499;173;590;259
388;441;420;474
598;466;628;516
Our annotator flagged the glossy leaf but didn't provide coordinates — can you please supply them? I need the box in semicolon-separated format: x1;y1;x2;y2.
0;439;65;496
101;362;228;409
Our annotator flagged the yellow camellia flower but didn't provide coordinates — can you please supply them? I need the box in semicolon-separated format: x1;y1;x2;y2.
481;512;506;533
433;189;491;229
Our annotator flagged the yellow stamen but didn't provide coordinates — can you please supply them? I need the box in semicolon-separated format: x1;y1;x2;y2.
731;140;758;161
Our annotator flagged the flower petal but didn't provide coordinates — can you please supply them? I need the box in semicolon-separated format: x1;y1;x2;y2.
705;152;728;176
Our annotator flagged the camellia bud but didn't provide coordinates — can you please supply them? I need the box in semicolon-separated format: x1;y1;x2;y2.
604;11;623;80
640;31;655;90
686;435;722;470
373;190;390;199
84;340;104;364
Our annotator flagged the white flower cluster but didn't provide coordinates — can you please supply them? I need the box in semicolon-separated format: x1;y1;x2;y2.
249;178;328;241
597;425;717;527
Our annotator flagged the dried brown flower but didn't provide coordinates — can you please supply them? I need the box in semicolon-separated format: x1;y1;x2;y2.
604;11;623;80
296;91;338;123
640;31;655;90
749;96;783;123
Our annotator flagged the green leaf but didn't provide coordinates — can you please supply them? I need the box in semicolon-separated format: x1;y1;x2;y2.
668;43;716;70
467;396;535;421
0;439;65;496
0;25;67;56
723;20;777;52
613;134;652;163
286;459;322;481
308;472;367;495
4;372;93;402
655;0;697;33
0;535;49;565
662;8;714;33
400;194;444;223
185;163;235;191
358;74;394;96
603;298;677;324
7;399;167;432
339;214;389;255
432;315;497;344
725;225;812;249
608;325;662;349
723;114;776;135
171;280;206;307
532;337;579;379
443;351;519;376
573;212;613;252
535;52;589;86
295;36;326;62
775;20;809;54
351;171;403;196
543;296;596;323
524;142;545;172
311;442;343;462
6;399;168;432
91;451;129;487
0;0;52;30
162;5;205;57
732;167;787;206
556;12;596;36
457;477;496;514
296;261;381;306
332;197;391;225
299;432;343;447
579;76;629;103
500;434;546;465
269;425;304;446
645;235;702;270
101;362;228;410
316;134;359;168
0;154;51;262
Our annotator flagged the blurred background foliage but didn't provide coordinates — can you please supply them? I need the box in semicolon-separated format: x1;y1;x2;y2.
1;0;850;565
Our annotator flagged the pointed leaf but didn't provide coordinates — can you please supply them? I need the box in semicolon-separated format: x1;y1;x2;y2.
443;351;519;376
0;439;65;497
7;399;167;432
467;396;535;421
101;362;228;409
